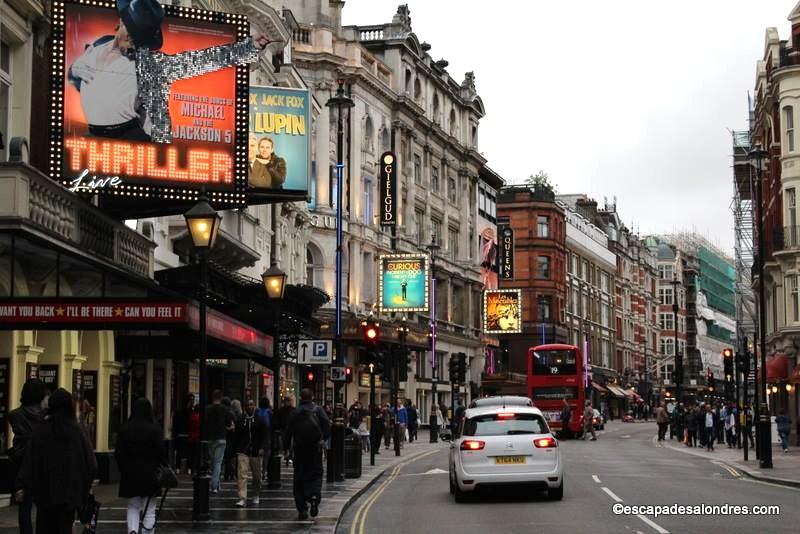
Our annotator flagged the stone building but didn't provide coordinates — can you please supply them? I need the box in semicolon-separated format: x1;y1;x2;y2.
282;2;492;417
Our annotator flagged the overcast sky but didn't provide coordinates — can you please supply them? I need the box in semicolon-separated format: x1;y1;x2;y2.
342;0;796;253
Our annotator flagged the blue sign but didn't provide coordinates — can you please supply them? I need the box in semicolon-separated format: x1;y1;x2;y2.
298;339;332;364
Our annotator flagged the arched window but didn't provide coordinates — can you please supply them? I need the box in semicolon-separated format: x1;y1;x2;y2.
432;94;440;124
364;115;374;152
449;108;457;136
405;69;412;94
306;244;323;287
414;78;421;100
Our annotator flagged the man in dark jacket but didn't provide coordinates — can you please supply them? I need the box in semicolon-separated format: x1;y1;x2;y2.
277;397;295;466
9;379;47;534
16;388;97;534
235;399;269;507
406;400;419;443
285;388;330;520
203;389;234;494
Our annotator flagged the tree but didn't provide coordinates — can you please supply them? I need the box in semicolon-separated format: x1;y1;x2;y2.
525;170;557;192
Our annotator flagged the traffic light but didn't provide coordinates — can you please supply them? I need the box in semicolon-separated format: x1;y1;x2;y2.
362;321;380;347
736;351;750;374
449;355;458;384
374;352;387;381
301;366;316;388
723;348;734;382
457;353;467;384
345;366;353;383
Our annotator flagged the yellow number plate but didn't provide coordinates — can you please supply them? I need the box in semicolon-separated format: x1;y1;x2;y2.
495;455;525;464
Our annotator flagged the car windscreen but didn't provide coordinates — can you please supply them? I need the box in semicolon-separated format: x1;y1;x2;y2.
462;413;549;436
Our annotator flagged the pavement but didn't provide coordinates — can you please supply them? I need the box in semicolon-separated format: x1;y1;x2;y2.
0;439;445;533
338;421;800;534
658;429;800;488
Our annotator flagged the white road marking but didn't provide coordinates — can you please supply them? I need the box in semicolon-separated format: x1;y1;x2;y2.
424;468;448;474
592;475;602;484
636;513;670;534
601;486;623;502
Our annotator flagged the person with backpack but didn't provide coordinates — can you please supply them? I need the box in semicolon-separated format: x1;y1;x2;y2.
8;379;47;534
285;388;330;520
256;397;273;483
115;398;166;534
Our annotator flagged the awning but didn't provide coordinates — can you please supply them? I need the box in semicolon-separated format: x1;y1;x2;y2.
606;385;626;398
791;365;800;384
591;382;608;393
766;354;790;381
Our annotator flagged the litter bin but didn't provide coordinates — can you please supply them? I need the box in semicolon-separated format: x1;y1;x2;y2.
344;427;362;479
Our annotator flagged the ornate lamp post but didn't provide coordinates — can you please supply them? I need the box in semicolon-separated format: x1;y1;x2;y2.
262;261;287;488
749;145;773;469
669;274;682;404
184;194;220;522
326;78;354;482
426;234;440;442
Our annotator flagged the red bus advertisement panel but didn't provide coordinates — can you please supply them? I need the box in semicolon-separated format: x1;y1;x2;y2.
527;344;585;433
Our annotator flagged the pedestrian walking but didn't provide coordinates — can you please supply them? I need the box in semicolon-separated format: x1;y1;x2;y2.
776;409;792;453
382;403;394;449
434;404;449;439
742;404;755;448
358;419;370;452
704;404;717;451
715;403;724;444
203;389;235;494
560;399;573;439
115;398;167;534
234;399;269;507
256;397;273;482
371;404;384;454
285;388;331;520
655;402;669;442
8;379;47;534
224;399;242;482
724;405;737;448
396;401;408;446
277;397;295;466
187;403;201;474
406;401;418;443
686;406;698;447
16;388;97;534
582;401;597;441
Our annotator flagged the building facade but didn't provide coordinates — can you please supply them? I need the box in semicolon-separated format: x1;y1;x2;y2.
286;2;491;419
750;1;800;431
491;183;567;393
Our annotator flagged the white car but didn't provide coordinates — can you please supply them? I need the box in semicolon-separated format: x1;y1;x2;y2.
448;403;563;502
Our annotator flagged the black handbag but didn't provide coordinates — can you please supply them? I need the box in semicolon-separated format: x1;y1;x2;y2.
78;492;100;533
155;464;178;489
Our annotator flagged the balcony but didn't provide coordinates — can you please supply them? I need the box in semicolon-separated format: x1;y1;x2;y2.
774;226;800;253
0;163;154;278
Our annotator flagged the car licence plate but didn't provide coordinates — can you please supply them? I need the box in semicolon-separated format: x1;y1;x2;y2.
495;456;525;464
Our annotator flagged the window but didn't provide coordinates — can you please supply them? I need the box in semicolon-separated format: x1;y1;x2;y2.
415;210;424;244
363;176;373;225
448;176;457;202
479;188;486;214
449;109;457;137
414;154;422;184
792;275;799;322
405;69;412;93
582;260;589;281
572;255;578;276
448;227;459;259
306;249;315;286
658;264;673;280
658;287;673;305
601;303;610;327
431;166;439;192
660;337;674;356
471;125;477;147
414;78;421;100
537;295;552;321
600;272;609;293
659;313;674;330
432;218;442;246
463;413;548;436
0;39;11;162
789;189;797;246
468;228;474;260
786;106;795;152
537;256;550;279
537;216;549;238
432;94;440;124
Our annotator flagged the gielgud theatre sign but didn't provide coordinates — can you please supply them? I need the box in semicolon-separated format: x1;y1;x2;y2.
48;0;269;214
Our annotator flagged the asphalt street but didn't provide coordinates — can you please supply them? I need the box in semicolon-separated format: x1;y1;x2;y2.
338;422;800;534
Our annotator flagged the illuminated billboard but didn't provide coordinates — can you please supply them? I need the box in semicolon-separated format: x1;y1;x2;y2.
49;0;254;211
378;254;429;312
248;86;311;201
484;289;522;334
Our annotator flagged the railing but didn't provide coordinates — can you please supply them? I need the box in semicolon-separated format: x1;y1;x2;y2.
774;226;800;252
359;27;385;41
293;28;310;44
0;163;154;278
779;46;800;68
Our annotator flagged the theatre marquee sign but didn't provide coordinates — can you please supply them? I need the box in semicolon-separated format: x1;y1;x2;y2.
0;301;188;325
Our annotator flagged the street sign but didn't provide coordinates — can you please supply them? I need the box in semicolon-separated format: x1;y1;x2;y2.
297;339;333;365
330;366;346;382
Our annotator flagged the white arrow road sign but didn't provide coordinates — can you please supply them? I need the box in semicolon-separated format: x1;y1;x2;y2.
297;339;333;365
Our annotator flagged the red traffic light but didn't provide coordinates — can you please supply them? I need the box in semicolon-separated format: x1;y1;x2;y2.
366;327;378;339
345;367;352;376
722;348;733;358
306;371;315;382
362;321;380;344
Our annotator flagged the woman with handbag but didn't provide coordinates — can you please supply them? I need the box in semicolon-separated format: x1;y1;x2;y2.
15;388;97;534
115;398;167;534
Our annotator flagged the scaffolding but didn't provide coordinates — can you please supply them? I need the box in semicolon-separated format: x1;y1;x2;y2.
730;129;757;351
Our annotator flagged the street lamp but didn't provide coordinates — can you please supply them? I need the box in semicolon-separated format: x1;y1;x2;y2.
749;144;773;469
669;273;682;405
326;78;354;483
262;261;286;489
184;194;220;522
426;234;441;443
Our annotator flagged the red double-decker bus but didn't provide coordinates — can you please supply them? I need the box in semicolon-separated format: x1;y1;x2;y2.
527;343;586;435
